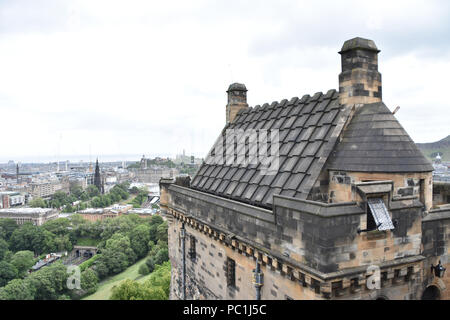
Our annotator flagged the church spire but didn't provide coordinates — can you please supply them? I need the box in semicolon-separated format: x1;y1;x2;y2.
94;158;102;193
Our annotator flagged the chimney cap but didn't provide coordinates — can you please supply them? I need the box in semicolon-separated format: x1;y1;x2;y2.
339;37;380;54
227;83;247;92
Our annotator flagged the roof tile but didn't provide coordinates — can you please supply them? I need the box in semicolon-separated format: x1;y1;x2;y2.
191;90;345;208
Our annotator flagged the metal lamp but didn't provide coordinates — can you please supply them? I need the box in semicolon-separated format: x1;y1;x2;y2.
431;260;446;278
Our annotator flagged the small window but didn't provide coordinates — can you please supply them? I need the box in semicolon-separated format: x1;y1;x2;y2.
188;235;196;259
226;257;236;287
419;179;425;207
367;198;395;231
366;203;377;231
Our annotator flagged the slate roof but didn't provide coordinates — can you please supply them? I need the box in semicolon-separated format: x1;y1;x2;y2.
326;102;434;172
190;89;348;209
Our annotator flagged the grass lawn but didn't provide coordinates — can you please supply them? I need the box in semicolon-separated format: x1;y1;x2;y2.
83;257;152;300
76;237;100;247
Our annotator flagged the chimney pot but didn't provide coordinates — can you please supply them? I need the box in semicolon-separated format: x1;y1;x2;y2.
338;37;382;105
226;83;248;124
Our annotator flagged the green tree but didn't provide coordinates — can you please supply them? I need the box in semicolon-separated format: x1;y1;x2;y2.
109;279;166;300
0;278;36;300
9;223;46;255
138;263;150;276
70;185;84;199
80;191;90;201
53;234;73;252
50;191;71;208
145;257;155;273
110;279;146;300
81;269;99;295
0;218;19;241
90;196;99;208
94;261;109;279
96;233;136;276
87;185;100;198
96;248;128;275
150;215;164;226
50;199;61;209
79;202;87;210
62;204;75;213
0;261;18;287
0;238;9;260
42;218;70;236
42;229;57;253
29;197;46;208
129;224;151;258
154;248;169;266
110;261;170;300
144;261;171;298
27;262;68;300
130;186;139;194
10;250;35;277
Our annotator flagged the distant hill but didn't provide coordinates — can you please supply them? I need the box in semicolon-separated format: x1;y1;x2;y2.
417;135;450;161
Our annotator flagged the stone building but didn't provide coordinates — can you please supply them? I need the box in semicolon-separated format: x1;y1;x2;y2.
0;208;59;226
160;37;450;300
77;204;133;222
29;180;65;198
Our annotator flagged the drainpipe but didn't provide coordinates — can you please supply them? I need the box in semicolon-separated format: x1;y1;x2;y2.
253;258;264;300
180;223;186;300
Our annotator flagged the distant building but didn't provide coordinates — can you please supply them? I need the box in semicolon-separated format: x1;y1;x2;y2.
140;155;148;170
132;167;179;183
0;208;58;226
0;192;26;208
128;208;157;218
77;204;133;222
29;181;64;198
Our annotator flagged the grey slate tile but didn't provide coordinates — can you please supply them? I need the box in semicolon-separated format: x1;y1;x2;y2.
190;90;348;209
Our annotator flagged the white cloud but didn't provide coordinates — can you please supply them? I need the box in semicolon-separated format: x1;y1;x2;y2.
0;0;449;162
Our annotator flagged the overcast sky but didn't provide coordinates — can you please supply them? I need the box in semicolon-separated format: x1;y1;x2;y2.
1;0;449;163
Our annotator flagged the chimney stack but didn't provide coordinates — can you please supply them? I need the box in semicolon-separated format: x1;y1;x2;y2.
338;37;382;105
226;83;248;124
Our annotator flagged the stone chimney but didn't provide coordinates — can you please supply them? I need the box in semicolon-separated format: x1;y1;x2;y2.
226;83;248;124
338;37;382;105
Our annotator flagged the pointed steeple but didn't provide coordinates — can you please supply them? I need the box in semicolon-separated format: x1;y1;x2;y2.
94;158;102;193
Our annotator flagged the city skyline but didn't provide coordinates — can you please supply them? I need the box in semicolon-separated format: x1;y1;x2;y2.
0;152;194;164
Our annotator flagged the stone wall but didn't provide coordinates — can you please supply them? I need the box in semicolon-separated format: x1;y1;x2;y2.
422;208;450;299
328;171;433;211
162;183;428;299
432;182;450;207
168;216;326;300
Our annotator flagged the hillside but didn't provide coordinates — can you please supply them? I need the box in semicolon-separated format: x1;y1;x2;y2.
83;257;152;300
417;135;450;161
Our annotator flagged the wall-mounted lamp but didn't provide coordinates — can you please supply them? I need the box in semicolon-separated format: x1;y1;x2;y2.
431;260;446;278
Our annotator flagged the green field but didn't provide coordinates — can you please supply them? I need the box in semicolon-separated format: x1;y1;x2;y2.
83;257;152;300
76;238;100;247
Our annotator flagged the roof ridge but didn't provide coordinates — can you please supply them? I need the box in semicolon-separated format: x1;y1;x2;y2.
249;89;337;109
